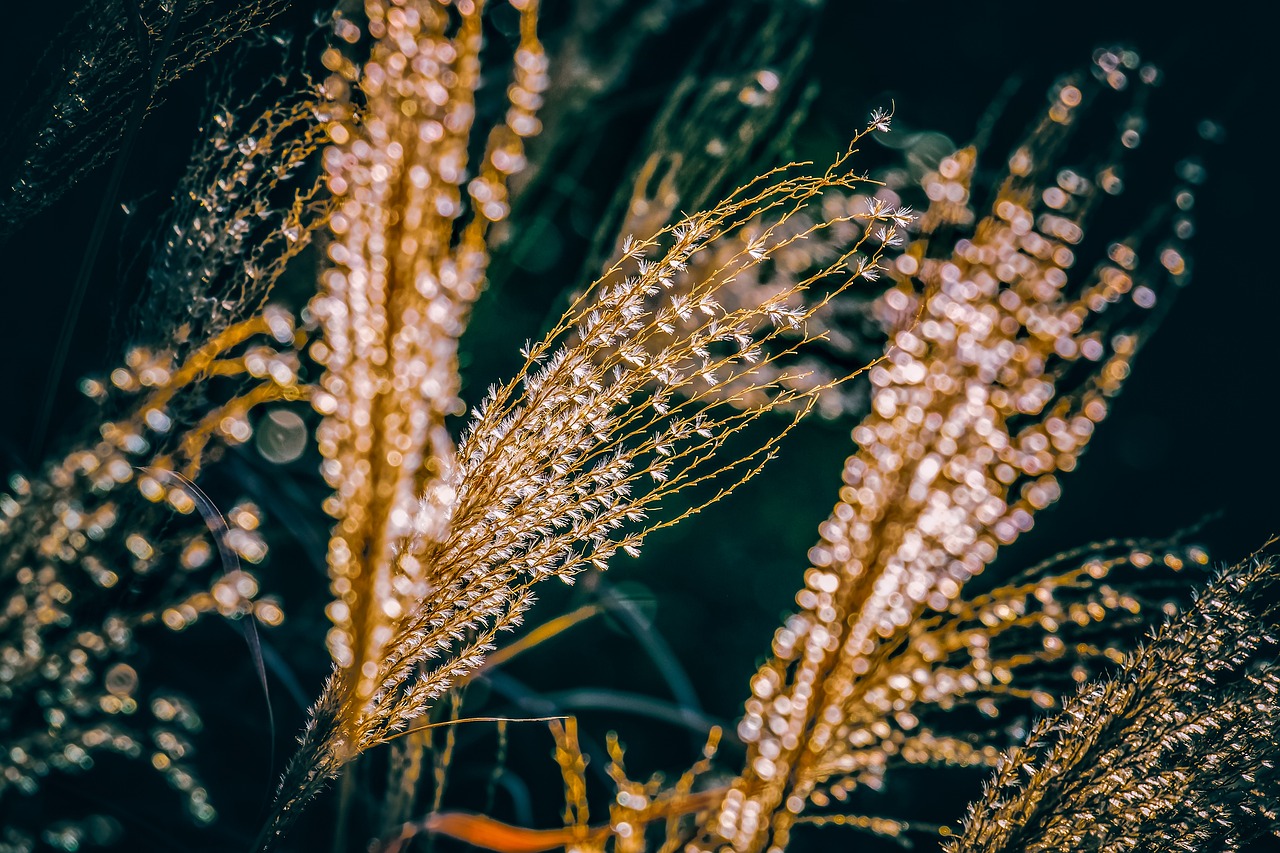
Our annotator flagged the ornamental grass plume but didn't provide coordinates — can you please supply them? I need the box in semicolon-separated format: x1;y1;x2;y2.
0;49;322;843
688;47;1197;853
6;1;1270;850
261;0;550;840
393;43;1229;853
257;1;901;845
950;550;1280;853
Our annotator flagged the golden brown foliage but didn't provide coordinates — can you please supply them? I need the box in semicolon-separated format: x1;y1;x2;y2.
261;0;903;833
5;3;1270;853
0;51;326;842
951;550;1280;853
691;48;1198;853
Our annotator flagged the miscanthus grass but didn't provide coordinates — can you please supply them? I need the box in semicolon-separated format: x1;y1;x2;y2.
3;3;1268;853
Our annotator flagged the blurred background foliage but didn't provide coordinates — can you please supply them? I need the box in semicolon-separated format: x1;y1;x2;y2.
0;0;1272;850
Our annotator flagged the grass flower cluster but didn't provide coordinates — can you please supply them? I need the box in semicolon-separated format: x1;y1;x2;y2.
1;3;1270;853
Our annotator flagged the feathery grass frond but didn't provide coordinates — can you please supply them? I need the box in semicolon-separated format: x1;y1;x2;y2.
0;311;301;839
311;0;546;701
5;3;1253;849
264;113;896;847
793;537;1210;807
695;47;1194;853
136;67;330;357
1;28;333;840
950;549;1280;853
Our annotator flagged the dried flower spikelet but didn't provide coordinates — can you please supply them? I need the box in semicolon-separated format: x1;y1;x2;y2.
309;0;546;705
793;536;1209;810
259;1;546;841
0;315;303;840
264;113;894;847
138;60;330;356
599;179;910;422
950;551;1280;853
700;49;1197;853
